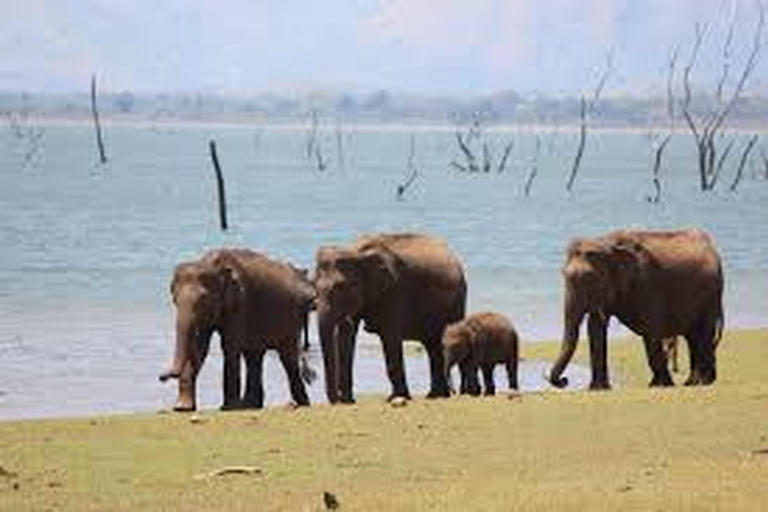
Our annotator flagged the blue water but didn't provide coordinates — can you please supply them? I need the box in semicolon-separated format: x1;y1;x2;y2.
0;120;766;419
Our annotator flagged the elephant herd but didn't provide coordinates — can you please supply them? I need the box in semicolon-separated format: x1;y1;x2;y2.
159;229;724;412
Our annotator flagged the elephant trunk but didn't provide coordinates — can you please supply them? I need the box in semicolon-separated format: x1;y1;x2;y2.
159;316;194;382
548;287;587;388
318;306;340;403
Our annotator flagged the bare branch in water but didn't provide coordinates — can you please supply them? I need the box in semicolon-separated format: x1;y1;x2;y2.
730;134;759;191
397;134;419;200
209;140;228;231
497;139;514;173
647;134;671;204
525;135;541;198
314;145;327;171
91;73;107;164
566;96;588;192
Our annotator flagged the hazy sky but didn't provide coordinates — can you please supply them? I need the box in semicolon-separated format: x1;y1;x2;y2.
2;0;766;95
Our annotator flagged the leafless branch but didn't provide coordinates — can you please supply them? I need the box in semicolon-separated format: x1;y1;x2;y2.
524;135;541;197
730;134;759;191
566;50;613;192
314;145;327;171
482;142;492;172
678;4;764;191
714;136;736;181
450;161;468;172
455;131;479;172
397;134;419;200
647;134;671;204
566;96;588;192
497;139;514;173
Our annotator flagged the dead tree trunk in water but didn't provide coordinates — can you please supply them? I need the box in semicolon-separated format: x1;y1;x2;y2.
91;74;107;164
566;50;613;192
209;140;228;231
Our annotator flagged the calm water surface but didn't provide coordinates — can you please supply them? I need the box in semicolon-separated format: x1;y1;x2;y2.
0;120;766;419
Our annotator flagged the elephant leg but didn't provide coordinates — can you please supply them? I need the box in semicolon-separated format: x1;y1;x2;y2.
459;360;480;396
381;334;410;400
175;360;198;412
277;341;310;407
242;348;265;409
424;337;450;398
587;313;611;390
481;365;496;396
506;358;519;390
643;337;674;387
684;311;717;386
337;318;358;404
220;350;243;410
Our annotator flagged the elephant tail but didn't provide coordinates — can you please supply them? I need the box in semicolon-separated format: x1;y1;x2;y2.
302;307;311;351
713;301;724;349
299;351;317;385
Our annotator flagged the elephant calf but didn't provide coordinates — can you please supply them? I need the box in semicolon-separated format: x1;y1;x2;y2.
443;312;519;396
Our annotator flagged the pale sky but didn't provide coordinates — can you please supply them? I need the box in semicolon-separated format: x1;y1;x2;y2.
2;0;766;95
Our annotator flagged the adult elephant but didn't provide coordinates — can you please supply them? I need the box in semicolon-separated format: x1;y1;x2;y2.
548;229;723;390
314;233;467;403
159;248;315;411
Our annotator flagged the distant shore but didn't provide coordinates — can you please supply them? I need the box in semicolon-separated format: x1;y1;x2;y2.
15;112;768;135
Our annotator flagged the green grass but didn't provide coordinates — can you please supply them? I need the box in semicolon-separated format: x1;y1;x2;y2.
1;330;767;511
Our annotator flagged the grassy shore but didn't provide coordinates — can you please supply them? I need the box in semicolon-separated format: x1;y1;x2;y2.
1;330;767;511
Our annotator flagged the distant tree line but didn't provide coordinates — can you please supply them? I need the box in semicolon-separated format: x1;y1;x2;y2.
3;90;768;128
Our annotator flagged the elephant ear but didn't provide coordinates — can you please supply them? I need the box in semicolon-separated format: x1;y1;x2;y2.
219;264;246;316
609;238;644;297
358;249;396;303
203;253;245;320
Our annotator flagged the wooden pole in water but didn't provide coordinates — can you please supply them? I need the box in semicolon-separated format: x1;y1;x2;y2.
90;73;107;164
209;140;228;231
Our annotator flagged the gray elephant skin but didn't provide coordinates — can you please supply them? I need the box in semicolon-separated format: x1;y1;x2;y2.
443;312;519;396
548;229;724;390
314;233;467;403
159;248;315;411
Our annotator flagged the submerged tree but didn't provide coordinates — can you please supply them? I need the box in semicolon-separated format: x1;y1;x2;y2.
566;50;614;192
678;5;764;191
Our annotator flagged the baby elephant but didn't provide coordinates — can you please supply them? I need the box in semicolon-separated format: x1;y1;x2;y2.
443;312;519;396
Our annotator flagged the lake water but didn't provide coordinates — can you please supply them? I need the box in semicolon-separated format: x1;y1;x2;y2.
0;120;766;419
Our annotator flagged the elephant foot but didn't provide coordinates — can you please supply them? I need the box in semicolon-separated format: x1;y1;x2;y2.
649;375;674;387
588;380;611;391
173;400;196;413
220;401;247;411
387;392;411;403
425;388;450;399
684;372;715;386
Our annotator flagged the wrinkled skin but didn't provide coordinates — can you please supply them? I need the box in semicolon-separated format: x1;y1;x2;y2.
443;312;519;396
314;233;466;403
548;229;724;390
159;248;315;412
